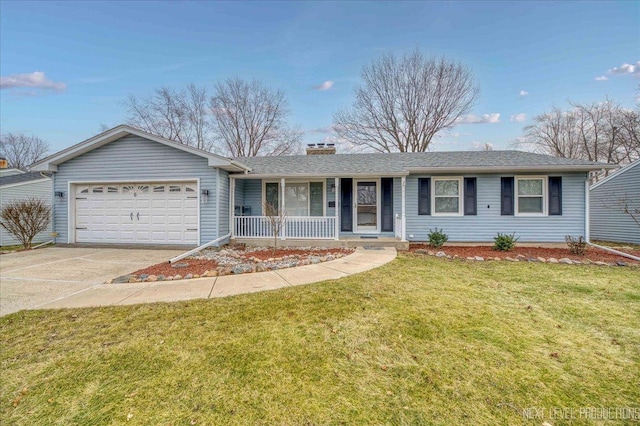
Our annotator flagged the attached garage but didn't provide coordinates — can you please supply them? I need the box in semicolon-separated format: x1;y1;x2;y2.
30;125;249;246
74;182;199;244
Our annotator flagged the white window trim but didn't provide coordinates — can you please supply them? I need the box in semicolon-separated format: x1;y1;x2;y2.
261;180;326;217
515;175;548;217
431;176;464;217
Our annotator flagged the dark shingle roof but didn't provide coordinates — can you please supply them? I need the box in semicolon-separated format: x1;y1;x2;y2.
233;150;613;176
0;172;50;187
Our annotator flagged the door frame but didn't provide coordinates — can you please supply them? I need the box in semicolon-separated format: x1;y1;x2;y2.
352;178;381;234
68;178;200;245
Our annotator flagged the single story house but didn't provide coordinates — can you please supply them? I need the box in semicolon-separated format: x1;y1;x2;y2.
0;168;53;246
31;125;616;248
590;160;640;244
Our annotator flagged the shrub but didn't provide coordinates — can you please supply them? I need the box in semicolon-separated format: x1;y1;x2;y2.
0;197;51;249
493;232;519;251
565;235;587;256
427;228;449;249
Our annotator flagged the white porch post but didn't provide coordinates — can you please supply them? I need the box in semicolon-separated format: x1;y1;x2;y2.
334;178;340;240
401;176;407;242
280;177;286;240
229;176;235;238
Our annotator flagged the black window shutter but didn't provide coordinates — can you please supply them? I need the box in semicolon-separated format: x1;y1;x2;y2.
501;177;514;216
549;176;562;215
381;178;394;232
464;177;477;215
340;178;353;232
418;178;431;215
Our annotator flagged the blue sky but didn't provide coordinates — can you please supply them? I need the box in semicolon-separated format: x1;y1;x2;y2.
1;1;638;153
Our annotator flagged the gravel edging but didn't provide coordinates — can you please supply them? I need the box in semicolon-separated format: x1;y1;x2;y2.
109;246;354;284
413;249;637;267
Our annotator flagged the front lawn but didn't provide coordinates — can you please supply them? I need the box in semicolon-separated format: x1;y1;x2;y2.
2;255;639;425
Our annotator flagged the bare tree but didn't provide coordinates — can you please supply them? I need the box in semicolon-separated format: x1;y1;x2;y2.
262;201;286;255
520;100;640;166
124;84;213;151
1;198;51;249
333;51;479;152
0;133;49;170
210;77;302;157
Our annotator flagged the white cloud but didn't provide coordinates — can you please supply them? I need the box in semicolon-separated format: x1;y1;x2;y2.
313;80;334;91
510;113;526;123
519;90;529;97
594;75;608;81
456;113;501;124
307;126;334;134
0;71;66;91
607;61;640;77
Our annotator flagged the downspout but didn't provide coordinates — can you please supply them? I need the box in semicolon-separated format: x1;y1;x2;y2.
169;233;231;264
584;176;640;262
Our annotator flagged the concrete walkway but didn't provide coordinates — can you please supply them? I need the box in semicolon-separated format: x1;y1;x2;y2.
28;247;397;311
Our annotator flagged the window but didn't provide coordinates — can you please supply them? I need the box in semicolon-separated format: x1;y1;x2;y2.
432;177;462;215
107;186;118;193
516;177;546;215
169;185;181;193
263;181;325;216
418;178;431;215
153;185;165;193
92;186;104;193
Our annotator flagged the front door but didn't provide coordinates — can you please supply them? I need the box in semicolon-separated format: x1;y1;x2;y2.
354;180;379;232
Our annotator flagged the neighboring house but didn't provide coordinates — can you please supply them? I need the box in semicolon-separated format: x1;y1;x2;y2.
0;168;53;246
590;160;640;244
31;125;616;248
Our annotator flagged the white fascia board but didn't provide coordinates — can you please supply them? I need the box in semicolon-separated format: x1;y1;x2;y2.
230;172;410;179
0;177;51;189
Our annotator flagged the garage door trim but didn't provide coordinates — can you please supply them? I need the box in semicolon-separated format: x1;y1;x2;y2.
68;178;200;245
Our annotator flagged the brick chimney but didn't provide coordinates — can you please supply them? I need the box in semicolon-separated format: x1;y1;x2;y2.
306;143;336;155
0;157;7;169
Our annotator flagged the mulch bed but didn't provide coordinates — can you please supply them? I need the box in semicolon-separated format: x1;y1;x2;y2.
133;259;220;278
409;244;639;265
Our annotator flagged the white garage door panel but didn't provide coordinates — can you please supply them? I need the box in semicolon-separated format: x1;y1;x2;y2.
75;182;198;244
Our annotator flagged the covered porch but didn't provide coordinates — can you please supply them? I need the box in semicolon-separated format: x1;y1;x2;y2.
229;175;407;244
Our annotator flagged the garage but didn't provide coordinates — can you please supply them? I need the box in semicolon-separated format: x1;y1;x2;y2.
74;182;198;244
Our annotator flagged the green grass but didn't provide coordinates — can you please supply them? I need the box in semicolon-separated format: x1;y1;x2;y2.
1;254;639;425
0;245;24;253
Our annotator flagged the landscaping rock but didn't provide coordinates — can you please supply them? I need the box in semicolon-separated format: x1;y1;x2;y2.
474;256;484;261
616;261;628;267
559;258;573;264
171;262;189;269
537;257;547;263
147;275;158;282
428;250;435;256
128;277;138;283
138;274;149;280
157;275;166;281
505;257;518;262
466;257;475;261
415;249;428;254
173;274;183;280
548;258;559;263
112;274;134;284
184;273;193;279
435;251;446;257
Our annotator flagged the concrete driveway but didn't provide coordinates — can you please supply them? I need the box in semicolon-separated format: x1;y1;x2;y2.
0;246;183;316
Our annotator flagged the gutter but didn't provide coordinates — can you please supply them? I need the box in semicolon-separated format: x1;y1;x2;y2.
169;233;231;264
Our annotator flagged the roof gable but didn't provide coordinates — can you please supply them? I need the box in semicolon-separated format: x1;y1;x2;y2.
31;125;250;173
590;159;640;190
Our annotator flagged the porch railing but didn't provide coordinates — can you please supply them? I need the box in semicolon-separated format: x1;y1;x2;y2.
234;216;336;239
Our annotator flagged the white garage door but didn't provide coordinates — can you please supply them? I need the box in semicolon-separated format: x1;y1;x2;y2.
75;182;198;244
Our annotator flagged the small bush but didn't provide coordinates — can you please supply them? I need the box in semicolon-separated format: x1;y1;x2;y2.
0;197;51;249
427;228;449;249
565;235;587;256
493;232;519;251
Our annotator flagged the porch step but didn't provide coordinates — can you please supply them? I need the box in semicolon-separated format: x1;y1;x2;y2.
231;237;409;250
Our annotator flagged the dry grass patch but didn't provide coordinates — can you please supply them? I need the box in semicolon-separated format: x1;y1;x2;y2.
1;254;639;425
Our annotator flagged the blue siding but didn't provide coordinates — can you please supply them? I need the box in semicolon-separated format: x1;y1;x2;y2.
0;178;53;246
590;163;640;244
405;173;588;242
53;135;220;244
218;169;230;237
